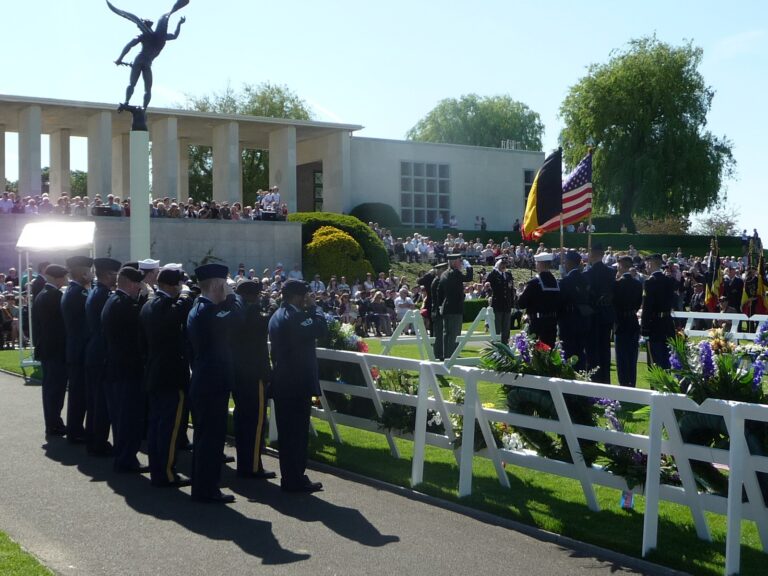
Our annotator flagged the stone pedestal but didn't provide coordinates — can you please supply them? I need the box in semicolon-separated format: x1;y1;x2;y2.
129;130;150;261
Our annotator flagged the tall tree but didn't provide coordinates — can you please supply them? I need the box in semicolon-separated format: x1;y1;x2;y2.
559;36;735;225
185;83;313;205
406;94;543;150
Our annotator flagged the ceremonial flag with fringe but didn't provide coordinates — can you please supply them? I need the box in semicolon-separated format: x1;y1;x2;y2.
704;248;723;312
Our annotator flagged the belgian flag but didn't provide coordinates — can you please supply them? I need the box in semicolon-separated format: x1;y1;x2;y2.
522;148;563;241
756;255;768;314
704;244;723;312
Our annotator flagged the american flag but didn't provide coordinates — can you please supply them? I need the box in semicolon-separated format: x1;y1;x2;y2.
560;152;593;228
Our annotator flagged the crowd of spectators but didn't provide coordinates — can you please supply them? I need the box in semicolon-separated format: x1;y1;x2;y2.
0;186;289;221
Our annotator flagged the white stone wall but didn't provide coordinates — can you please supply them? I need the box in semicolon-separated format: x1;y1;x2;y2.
348;137;544;231
0;215;302;276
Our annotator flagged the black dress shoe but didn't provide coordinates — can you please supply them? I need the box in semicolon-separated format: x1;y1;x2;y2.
45;428;67;437
87;443;114;457
221;454;235;464
67;435;87;445
115;464;150;474
152;476;191;488
191;492;235;504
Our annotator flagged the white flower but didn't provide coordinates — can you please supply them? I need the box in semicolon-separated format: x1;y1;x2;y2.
502;432;525;451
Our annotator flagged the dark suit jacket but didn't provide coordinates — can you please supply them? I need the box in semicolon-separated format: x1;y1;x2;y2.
186;294;244;395
613;273;643;332
558;268;590;337
437;266;473;315
584;261;616;325
101;290;143;380
487;268;515;312
32;284;66;362
140;291;194;392
85;283;111;368
232;301;272;387
268;304;328;399
641;271;676;340
61;281;89;365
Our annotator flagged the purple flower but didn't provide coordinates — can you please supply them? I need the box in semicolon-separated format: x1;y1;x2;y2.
753;358;765;391
514;332;531;364
757;322;768;347
699;341;715;380
669;350;683;371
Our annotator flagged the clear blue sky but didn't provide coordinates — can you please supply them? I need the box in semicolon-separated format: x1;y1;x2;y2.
2;0;765;232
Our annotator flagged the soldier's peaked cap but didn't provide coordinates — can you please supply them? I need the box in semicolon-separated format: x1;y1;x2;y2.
195;264;228;281
93;258;122;272
44;264;68;278
66;256;93;269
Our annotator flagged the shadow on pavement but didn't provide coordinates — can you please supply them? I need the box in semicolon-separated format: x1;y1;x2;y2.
230;477;400;548
42;438;310;566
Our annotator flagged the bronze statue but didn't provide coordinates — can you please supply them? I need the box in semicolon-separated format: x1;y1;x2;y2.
108;0;189;111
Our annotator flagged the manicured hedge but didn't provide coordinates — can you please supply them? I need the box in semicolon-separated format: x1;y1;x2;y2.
304;226;373;283
288;212;390;272
463;298;489;322
349;203;402;228
388;227;742;257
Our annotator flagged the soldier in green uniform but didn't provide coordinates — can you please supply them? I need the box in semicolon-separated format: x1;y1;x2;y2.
436;254;473;359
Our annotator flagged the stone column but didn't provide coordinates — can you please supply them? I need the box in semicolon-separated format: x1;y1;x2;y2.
18;106;42;197
177;138;189;201
269;126;297;213
49;129;71;200
321;131;351;214
0;125;5;191
151;117;179;202
87;112;113;199
130;131;151;260
212;122;241;205
112;133;131;200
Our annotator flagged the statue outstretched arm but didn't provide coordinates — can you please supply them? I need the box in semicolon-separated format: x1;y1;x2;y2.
115;37;140;65
167;16;186;40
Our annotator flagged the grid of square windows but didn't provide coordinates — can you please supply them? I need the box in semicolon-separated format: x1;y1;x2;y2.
400;161;450;227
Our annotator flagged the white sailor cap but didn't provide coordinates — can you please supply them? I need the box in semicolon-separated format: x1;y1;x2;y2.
534;252;554;262
138;258;160;270
162;262;183;271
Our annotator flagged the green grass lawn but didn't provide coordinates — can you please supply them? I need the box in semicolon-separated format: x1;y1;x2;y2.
0;349;41;381
0;531;51;576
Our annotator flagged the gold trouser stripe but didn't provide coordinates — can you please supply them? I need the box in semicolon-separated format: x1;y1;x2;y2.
166;390;184;483
253;380;265;474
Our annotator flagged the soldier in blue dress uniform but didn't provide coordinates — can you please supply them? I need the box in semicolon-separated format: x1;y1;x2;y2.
641;254;676;370
61;255;94;443
613;256;643;386
85;258;121;456
102;266;147;473
140;268;194;487
583;244;616;383
232;280;275;479
187;264;243;503
268;279;328;493
32;264;69;437
558;250;589;370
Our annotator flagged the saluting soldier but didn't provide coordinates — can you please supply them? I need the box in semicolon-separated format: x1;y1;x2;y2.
85;257;121;456
32;264;69;437
641;254;676;369
436;254;473;359
140;268;194;487
61;255;93;444
187;264;243;503
102;267;147;473
518;252;560;347
558;250;589;370
269;279;328;493
583;244;616;383
232;280;275;479
487;255;515;344
613;256;643;386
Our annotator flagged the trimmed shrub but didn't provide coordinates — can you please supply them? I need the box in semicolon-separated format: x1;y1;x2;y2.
288;212;390;272
304;226;373;284
349;203;402;228
463;298;489;322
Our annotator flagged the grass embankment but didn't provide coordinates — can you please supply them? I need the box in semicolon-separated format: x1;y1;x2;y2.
0;531;52;576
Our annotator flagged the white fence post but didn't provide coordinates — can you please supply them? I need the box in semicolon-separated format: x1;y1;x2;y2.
458;372;478;497
642;393;663;557
410;362;432;487
725;403;746;576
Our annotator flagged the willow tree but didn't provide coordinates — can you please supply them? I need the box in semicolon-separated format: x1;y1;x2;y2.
559;36;735;226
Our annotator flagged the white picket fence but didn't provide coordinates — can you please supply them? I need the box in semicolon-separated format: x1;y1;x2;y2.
298;348;768;576
378;308;768;368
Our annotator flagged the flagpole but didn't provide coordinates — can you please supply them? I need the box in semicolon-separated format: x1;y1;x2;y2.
587;214;593;253
560;213;564;257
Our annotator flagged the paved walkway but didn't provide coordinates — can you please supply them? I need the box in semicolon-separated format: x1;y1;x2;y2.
0;372;680;576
